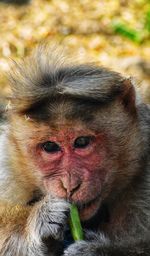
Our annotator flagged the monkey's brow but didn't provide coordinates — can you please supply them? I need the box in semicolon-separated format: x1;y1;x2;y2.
20;96;91;122
28;132;54;141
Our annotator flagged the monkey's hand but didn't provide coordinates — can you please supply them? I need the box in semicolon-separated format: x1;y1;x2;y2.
63;232;110;256
63;231;150;256
27;195;70;255
0;196;70;256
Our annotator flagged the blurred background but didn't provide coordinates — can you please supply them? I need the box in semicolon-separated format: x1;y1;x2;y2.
0;0;150;109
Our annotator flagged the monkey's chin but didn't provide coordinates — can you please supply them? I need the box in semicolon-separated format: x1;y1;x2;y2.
78;197;101;221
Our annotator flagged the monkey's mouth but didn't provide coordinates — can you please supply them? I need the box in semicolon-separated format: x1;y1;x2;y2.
76;195;101;221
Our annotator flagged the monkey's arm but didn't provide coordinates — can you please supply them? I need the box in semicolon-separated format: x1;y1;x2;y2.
64;218;150;256
0;197;70;256
63;233;150;256
64;207;150;256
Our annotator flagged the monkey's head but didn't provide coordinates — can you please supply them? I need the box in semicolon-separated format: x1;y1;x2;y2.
8;46;142;221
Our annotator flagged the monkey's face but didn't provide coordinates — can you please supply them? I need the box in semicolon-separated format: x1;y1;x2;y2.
32;124;109;221
12;116;112;221
10;99;139;221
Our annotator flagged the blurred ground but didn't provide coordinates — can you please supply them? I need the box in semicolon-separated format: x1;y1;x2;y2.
0;0;150;105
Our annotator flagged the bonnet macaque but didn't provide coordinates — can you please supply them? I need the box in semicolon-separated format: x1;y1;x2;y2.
0;45;150;256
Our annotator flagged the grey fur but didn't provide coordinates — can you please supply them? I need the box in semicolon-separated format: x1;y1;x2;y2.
9;45;127;113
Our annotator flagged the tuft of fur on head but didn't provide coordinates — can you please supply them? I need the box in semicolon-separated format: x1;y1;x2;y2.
9;44;68;111
8;44;135;114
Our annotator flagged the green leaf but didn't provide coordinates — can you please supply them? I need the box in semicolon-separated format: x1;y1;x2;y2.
145;10;150;32
112;22;143;43
69;204;84;241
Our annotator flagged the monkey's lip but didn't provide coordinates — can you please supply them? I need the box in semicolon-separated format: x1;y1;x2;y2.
75;195;101;221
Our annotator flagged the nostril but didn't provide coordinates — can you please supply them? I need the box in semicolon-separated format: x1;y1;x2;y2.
69;183;81;197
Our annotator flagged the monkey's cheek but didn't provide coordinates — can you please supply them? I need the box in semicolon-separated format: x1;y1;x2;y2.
79;197;101;221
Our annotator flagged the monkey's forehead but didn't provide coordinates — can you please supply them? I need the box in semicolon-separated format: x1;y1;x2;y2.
10;95;132;141
19;96;111;126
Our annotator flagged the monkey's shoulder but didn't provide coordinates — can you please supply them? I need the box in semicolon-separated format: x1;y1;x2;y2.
0;131;32;204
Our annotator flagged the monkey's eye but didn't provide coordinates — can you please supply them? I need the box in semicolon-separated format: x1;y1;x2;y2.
74;136;93;149
42;141;61;153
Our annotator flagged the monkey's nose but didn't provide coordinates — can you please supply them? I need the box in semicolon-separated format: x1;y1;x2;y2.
61;174;81;198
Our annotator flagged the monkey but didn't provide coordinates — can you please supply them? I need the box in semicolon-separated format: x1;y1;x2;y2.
0;45;150;256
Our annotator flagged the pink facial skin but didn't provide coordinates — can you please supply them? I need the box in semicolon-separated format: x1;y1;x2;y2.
33;127;108;220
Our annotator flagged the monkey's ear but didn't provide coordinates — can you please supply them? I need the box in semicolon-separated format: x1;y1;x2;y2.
120;78;137;115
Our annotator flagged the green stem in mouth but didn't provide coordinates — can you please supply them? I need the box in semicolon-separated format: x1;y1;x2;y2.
69;203;84;241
